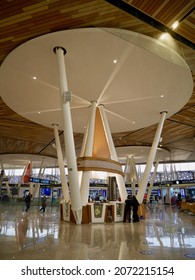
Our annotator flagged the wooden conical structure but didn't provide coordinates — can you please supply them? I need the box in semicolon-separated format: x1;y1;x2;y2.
77;103;127;205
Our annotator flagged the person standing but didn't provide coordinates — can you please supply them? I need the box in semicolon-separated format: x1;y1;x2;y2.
39;195;47;213
24;192;31;213
131;195;140;222
123;195;132;222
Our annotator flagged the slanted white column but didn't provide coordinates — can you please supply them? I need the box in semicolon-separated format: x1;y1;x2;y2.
80;101;96;205
129;157;138;196
17;164;26;198
5;181;11;197
136;111;167;203
54;46;82;224
131;157;139;182
33;157;44;198
53;123;70;202
124;156;129;182
147;156;159;203
78;118;89;188
29;162;34;195
99;104;127;202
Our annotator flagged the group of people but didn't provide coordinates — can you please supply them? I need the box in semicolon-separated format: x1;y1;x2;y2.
24;192;140;222
123;194;140;223
24;193;47;213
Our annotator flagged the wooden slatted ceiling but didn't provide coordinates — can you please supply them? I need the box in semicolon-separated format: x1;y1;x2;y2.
130;0;194;23
0;0;194;163
0;1;193;54
124;0;195;45
113;121;194;153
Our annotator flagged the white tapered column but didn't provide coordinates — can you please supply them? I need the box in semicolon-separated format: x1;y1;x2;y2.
80;117;89;158
33;157;44;198
53;124;70;202
80;101;96;205
29;162;33;195
136;111;167;203
54;46;82;224
147;156;159;203
17;164;26;198
99;104;127;202
5;181;11;197
124;156;129;181
129;157;138;196
130;157;139;182
78;115;89;188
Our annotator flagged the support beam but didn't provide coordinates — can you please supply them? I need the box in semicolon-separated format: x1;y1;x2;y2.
129;156;139;196
53;124;70;202
80;101;97;206
147;156;159;203
33;157;44;198
136;111;167;203
54;46;82;224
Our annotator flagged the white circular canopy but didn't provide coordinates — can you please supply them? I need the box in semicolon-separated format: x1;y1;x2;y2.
0;28;193;133
116;146;171;164
0;154;57;169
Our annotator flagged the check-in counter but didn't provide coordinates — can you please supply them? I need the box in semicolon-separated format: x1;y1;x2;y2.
61;201;71;221
61;201;126;223
90;202;107;223
88;202;124;223
110;201;124;222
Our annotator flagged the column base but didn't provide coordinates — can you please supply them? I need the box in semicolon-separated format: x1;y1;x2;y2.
71;208;83;224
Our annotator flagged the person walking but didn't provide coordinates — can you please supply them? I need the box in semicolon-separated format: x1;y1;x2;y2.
131;195;140;222
39;195;47;213
123;195;132;222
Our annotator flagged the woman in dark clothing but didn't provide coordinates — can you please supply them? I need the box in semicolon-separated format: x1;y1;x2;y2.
131;195;140;222
123;195;132;222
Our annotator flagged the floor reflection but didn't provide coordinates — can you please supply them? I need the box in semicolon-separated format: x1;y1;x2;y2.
0;203;195;259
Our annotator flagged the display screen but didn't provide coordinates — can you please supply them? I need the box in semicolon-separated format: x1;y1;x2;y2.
180;188;185;198
41;187;51;196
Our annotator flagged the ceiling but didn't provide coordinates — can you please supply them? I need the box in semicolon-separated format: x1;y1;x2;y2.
0;0;194;169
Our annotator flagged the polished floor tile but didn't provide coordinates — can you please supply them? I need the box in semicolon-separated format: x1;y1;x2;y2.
0;202;195;260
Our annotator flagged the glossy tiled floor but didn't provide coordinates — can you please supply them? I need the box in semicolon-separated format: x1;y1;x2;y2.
0;202;195;260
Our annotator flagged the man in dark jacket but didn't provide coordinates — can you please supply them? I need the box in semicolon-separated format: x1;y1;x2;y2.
24;193;31;212
131;195;140;222
123;195;132;222
39;195;47;213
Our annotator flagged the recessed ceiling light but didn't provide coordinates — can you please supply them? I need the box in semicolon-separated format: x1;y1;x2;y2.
160;33;168;40
113;59;117;64
132;121;135;124
161;95;164;98
171;21;179;30
33;76;37;80
38;111;41;114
